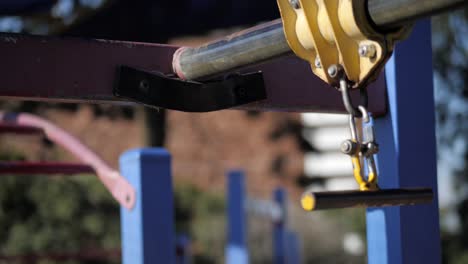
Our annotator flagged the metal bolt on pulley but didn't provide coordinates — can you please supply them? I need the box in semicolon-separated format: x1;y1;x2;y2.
359;44;377;59
289;0;300;9
314;57;322;69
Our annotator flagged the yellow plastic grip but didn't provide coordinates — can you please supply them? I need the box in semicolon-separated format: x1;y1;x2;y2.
301;193;316;211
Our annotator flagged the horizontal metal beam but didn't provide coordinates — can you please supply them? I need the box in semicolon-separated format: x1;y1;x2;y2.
0;34;178;104
0;249;120;262
173;0;467;80
0;162;94;175
0;123;43;134
0;33;387;114
0;0;464;113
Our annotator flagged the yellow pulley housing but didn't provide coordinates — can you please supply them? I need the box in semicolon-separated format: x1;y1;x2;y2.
276;0;412;88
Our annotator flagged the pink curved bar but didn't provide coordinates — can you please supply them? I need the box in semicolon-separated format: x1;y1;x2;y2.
0;112;136;210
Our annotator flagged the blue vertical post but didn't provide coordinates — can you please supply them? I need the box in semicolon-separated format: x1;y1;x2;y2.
273;188;286;264
226;170;248;264
120;148;176;264
366;21;441;263
176;234;191;264
285;230;301;264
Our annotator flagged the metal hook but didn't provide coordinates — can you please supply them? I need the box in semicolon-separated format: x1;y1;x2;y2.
348;115;359;142
358;105;370;123
340;79;368;117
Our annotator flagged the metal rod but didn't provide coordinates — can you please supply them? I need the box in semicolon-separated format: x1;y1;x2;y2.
173;19;290;80
173;0;467;80
301;188;433;211
368;0;467;31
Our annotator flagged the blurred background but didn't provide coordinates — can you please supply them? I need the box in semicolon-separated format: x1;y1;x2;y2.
0;0;466;263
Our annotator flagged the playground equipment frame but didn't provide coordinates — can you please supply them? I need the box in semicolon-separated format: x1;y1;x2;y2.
117;21;440;264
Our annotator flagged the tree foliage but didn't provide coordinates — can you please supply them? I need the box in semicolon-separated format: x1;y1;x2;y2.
0;154;120;264
433;7;468;264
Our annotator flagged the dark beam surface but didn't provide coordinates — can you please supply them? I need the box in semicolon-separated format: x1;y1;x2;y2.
0;33;386;114
0;33;177;103
0;123;43;134
0;162;94;175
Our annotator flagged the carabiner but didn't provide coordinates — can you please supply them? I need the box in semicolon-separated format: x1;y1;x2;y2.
344;107;379;191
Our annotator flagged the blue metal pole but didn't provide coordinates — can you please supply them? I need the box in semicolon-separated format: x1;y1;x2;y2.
226;170;249;264
285;230;301;264
120;148;176;264
176;234;191;264
273;188;286;264
366;21;441;263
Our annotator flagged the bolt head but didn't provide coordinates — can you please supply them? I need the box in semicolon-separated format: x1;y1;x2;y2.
314;57;321;68
139;79;150;92
358;46;367;56
289;0;300;9
358;44;377;58
327;65;337;77
327;64;344;79
341;140;357;155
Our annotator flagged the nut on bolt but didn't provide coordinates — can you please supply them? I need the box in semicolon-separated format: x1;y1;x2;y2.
359;44;377;59
364;142;379;156
341;140;358;155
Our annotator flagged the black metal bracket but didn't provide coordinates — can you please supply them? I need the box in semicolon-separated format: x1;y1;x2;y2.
113;66;267;112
